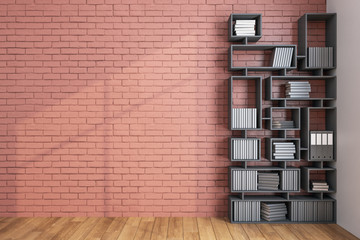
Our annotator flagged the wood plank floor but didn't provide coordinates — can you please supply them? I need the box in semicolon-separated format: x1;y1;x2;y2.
0;217;357;240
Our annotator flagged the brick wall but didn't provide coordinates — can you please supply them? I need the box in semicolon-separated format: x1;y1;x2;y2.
0;0;326;217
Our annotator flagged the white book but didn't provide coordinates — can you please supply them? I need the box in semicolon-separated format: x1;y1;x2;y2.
235;20;256;24
288;47;294;67
272;48;278;67
233;109;236;129
281;48;286;67
284;48;289;67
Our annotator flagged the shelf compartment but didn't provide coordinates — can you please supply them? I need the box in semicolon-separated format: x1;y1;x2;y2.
229;76;262;130
229;195;335;223
229;137;261;162
301;167;336;193
266;138;300;162
266;107;300;130
298;13;336;70
265;76;336;102
229;167;300;193
228;13;262;43
228;45;297;71
300;107;336;161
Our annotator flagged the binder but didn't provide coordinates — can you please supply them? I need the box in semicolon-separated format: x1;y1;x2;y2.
327;132;334;159
310;132;317;160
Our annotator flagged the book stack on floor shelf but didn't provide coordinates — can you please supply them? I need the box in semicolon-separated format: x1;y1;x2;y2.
257;172;279;190
311;180;329;191
261;203;288;222
286;81;311;99
273;142;296;160
233;19;256;36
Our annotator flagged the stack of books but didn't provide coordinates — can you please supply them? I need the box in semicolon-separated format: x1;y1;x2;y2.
286;81;311;99
233;19;256;36
232;138;259;160
232;108;257;129
271;47;294;68
272;120;295;129
273;142;296;160
232;170;258;191
281;170;299;191
308;47;333;68
257;172;279;190
233;201;260;222
311;180;329;191
261;202;288;222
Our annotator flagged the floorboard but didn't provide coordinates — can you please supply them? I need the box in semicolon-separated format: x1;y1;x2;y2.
0;217;356;240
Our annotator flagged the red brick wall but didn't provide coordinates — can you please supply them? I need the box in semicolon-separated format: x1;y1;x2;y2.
0;0;326;217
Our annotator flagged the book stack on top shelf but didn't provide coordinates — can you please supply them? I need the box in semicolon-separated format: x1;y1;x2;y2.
286;81;311;99
233;19;256;36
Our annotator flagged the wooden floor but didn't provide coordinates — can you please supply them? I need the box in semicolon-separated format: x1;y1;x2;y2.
0;217;358;240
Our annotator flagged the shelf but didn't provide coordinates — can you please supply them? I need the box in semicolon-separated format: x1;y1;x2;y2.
229;137;261;162
228;45;297;72
228;13;262;43
298;13;336;71
266;138;300;162
229;167;300;193
227;12;337;224
265;76;337;106
266;107;301;130
300;107;336;161
229;76;262;130
229;195;335;223
301;167;336;193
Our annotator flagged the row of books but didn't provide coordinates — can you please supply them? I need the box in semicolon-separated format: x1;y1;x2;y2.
232;170;301;191
232;170;257;191
258;172;279;191
232;108;257;129
290;201;333;222
261;202;288;222
233;201;260;222
273;142;296;160
286;81;311;99
271;47;294;68
231;139;259;160
311;180;329;191
233;19;256;36
272;120;295;129
308;47;334;68
281;170;299;191
310;131;334;160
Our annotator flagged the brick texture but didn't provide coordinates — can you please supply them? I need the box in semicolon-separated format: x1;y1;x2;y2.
0;0;326;217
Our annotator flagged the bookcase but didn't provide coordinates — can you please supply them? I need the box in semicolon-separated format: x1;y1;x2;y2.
227;13;337;223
